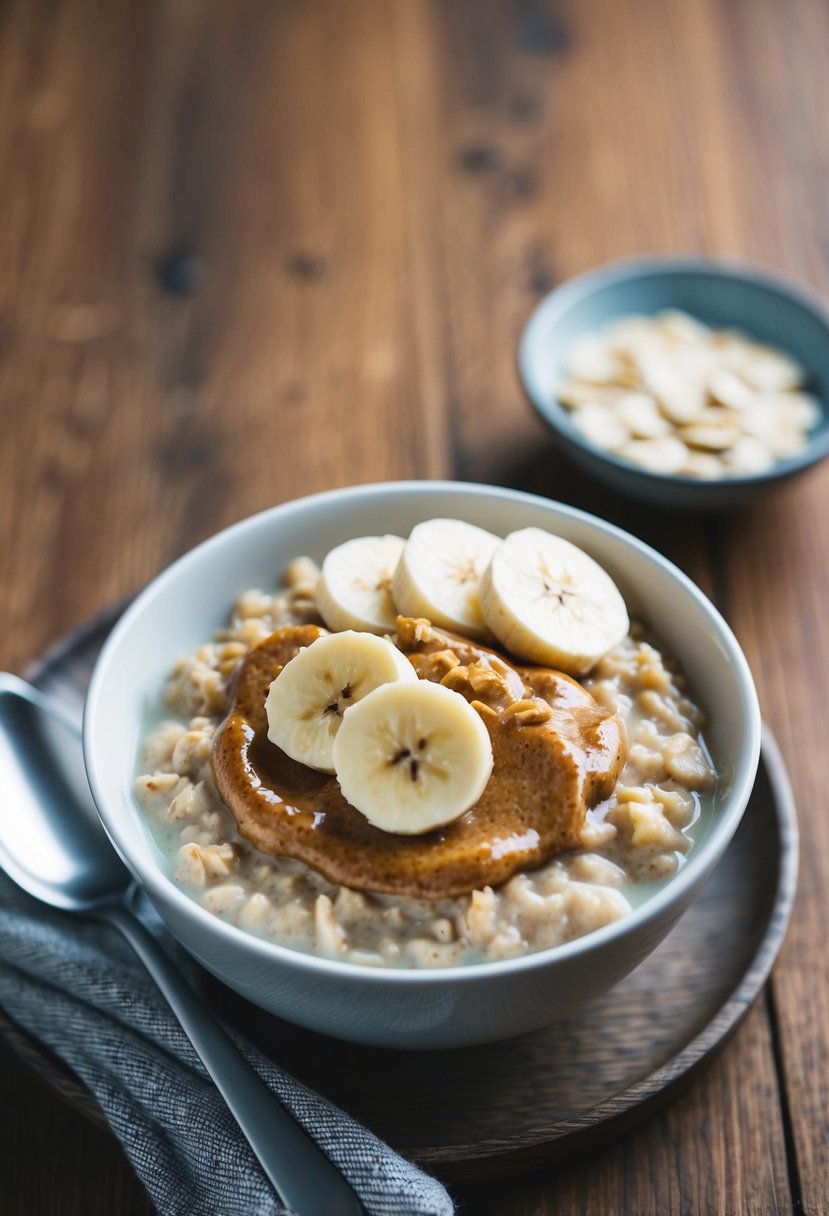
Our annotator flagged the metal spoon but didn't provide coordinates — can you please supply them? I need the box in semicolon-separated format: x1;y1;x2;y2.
0;672;364;1216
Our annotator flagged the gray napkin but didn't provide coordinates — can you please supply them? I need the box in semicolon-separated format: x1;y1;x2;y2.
0;873;455;1216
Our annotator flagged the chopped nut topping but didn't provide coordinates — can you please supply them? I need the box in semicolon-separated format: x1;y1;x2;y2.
557;310;816;479
500;698;554;727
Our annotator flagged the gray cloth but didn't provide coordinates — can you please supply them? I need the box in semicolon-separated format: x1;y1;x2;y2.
0;874;454;1216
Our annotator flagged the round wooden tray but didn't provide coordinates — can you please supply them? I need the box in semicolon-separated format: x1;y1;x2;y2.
4;610;799;1183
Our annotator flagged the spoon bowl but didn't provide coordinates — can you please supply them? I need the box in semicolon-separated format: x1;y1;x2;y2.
0;674;129;911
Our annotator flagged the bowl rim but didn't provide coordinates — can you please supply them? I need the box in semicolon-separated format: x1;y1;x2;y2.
519;252;829;489
83;479;762;986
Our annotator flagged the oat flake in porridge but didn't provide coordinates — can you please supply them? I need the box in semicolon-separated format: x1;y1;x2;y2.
135;550;717;969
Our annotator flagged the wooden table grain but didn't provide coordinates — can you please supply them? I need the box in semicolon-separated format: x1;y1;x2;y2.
1;0;827;1212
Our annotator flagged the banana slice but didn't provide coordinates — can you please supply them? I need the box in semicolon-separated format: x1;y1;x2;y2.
316;535;405;634
479;528;629;675
265;631;417;772
392;518;499;639
332;681;493;834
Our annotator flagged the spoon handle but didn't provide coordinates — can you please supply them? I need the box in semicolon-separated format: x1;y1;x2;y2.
102;904;365;1216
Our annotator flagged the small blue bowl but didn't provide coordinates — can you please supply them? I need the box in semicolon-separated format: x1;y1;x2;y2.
519;256;829;510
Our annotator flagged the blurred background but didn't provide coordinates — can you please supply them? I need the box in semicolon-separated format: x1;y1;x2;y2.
2;1;828;1213
3;0;828;671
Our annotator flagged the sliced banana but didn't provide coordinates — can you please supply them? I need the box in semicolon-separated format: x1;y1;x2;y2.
316;535;405;635
332;681;493;834
479;528;629;675
392;518;499;639
265;631;417;772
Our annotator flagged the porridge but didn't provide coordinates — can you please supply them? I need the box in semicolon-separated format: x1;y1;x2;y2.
557;310;820;477
135;522;717;969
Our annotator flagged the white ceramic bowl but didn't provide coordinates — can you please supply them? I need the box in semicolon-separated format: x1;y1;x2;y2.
83;482;761;1049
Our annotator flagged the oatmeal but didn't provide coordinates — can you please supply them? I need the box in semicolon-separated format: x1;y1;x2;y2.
135;547;717;969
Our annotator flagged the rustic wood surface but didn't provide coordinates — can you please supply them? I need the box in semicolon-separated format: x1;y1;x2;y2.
1;0;827;1212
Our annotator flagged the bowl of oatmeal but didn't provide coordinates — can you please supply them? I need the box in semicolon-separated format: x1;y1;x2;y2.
83;482;761;1048
520;256;829;509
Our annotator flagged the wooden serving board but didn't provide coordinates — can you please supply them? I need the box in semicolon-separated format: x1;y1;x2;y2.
4;610;798;1183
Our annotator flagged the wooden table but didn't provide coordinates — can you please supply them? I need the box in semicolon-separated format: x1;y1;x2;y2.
1;1;827;1212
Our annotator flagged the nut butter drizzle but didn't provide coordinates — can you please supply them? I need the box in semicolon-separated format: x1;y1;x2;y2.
211;619;627;899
